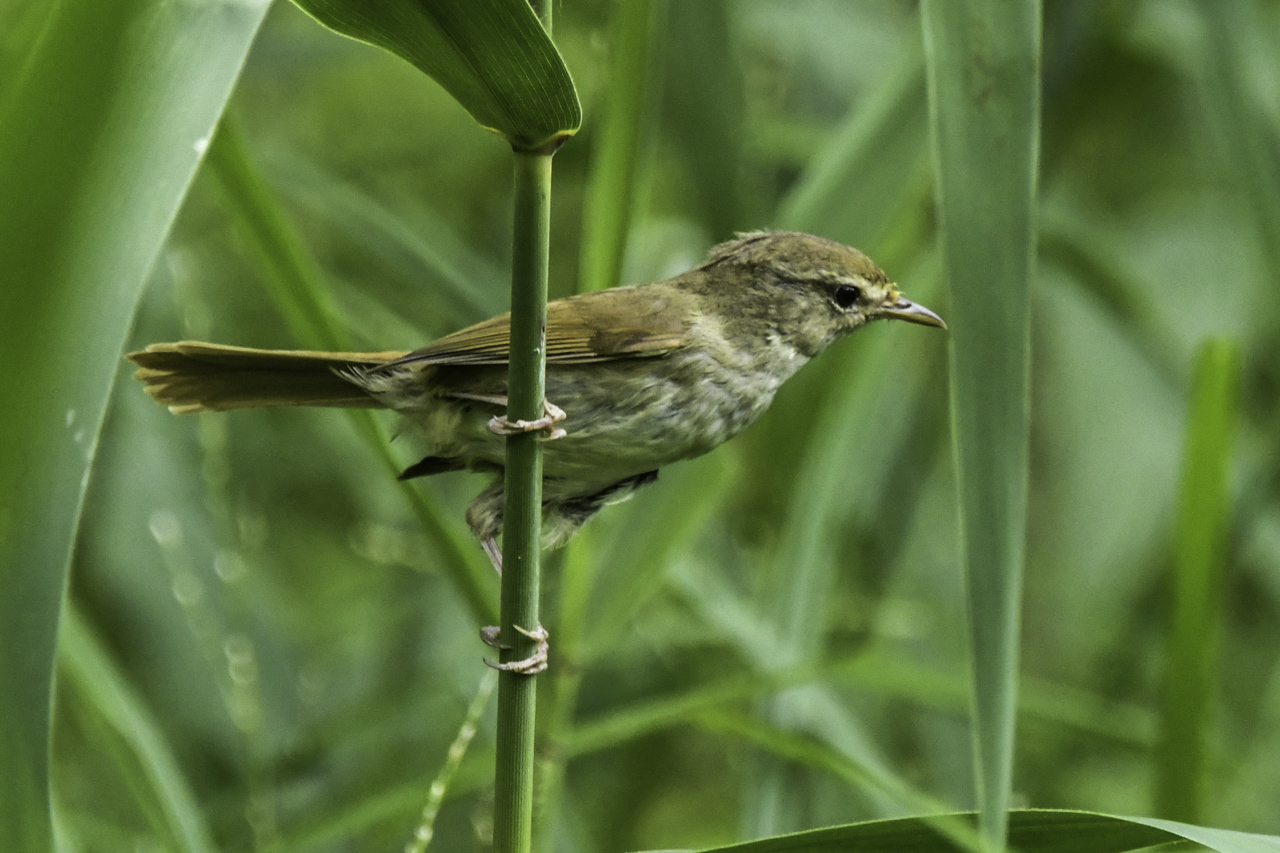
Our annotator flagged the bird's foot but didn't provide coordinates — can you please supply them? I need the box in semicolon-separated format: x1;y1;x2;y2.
480;623;549;675
487;400;567;440
481;537;503;576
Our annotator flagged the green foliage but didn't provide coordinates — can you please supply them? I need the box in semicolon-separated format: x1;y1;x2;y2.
0;0;268;849
289;0;581;151
1158;340;1241;821
688;810;1280;853
3;2;1279;852
919;2;1040;846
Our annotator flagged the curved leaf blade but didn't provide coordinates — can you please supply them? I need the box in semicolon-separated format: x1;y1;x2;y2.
0;0;269;848
60;608;217;853
289;0;581;150
668;810;1280;853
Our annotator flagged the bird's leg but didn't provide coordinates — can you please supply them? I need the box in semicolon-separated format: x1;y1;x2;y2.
480;623;549;675
487;399;567;440
477;540;548;673
481;536;503;576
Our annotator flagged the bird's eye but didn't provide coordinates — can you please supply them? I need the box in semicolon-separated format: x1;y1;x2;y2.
833;285;861;310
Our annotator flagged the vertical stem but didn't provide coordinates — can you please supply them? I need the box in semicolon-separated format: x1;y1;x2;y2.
491;149;552;853
494;7;554;851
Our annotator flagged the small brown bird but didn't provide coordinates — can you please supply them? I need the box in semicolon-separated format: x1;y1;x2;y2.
130;230;944;569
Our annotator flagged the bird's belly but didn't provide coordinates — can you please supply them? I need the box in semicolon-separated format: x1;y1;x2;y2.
535;354;778;481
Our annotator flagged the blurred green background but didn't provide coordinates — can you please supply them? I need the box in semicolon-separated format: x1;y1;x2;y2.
32;0;1280;850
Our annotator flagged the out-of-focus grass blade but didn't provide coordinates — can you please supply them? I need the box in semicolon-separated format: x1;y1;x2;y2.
568;658;832;758
59;607;217;853
264;153;505;324
776;49;928;250
276;752;493;852
919;2;1040;847
1193;0;1280;291
693;710;964;830
581;453;733;658
203;119;499;625
0;0;267;848
636;810;1280;853
661;0;744;239
747;56;936;583
206;118;347;352
404;669;496;853
289;0;580;151
578;0;665;293
1038;208;1182;384
568;648;1153;761
1156;339;1240;821
761;283;938;665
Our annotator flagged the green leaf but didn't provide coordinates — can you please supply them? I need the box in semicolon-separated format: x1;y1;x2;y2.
577;0;665;293
289;0;581;151
1156;339;1240;821
203;118;499;626
665;809;1280;853
919;2;1040;847
693;710;958;823
1192;0;1280;291
776;48;928;250
263;153;506;325
660;0;745;239
206;117;348;353
0;0;268;849
59;607;217;853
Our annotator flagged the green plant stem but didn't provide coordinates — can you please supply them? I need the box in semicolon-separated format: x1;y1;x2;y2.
534;529;595;849
492;148;552;853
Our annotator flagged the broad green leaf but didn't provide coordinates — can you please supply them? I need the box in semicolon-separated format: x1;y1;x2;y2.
654;809;1280;853
0;0;268;848
59;607;216;853
920;2;1040;847
289;0;581;151
1156;339;1240;821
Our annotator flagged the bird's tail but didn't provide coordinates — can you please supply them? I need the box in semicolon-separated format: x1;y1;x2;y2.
128;342;411;414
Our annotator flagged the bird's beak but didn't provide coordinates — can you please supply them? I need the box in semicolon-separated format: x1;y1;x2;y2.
877;295;947;329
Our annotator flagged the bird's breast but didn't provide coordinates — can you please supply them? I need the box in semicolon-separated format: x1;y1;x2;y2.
533;339;802;481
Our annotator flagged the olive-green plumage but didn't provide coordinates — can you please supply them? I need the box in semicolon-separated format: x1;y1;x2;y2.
130;231;944;558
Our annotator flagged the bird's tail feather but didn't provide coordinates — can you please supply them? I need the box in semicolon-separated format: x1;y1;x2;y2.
128;342;410;414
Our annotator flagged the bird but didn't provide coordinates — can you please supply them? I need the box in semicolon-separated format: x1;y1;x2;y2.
130;230;945;669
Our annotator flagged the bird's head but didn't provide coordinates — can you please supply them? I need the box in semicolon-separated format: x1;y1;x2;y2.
698;231;945;358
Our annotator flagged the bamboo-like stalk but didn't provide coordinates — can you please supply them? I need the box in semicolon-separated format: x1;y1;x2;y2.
491;149;551;853
492;3;555;847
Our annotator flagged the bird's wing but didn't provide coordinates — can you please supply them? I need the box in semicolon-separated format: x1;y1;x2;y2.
374;285;691;369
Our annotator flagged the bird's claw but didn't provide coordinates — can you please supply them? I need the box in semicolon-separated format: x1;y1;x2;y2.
481;623;549;675
487;400;567;440
481;537;503;576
